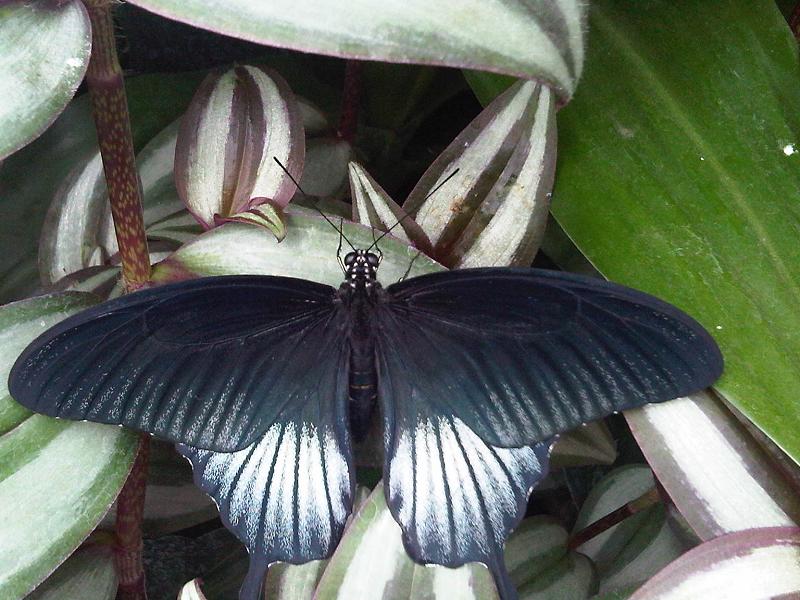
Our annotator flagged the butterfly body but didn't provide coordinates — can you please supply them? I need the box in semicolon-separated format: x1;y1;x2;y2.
338;249;381;441
8;256;723;600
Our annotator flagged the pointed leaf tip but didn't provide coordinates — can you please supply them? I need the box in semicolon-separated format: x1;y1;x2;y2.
349;162;433;256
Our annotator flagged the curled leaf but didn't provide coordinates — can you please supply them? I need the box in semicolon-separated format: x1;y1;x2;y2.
405;80;556;268
174;66;305;228
213;203;287;241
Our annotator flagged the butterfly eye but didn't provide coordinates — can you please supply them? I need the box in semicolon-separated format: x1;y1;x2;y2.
344;252;357;266
367;253;379;267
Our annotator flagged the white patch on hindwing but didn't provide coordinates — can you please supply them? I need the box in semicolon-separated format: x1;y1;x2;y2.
388;415;540;560
191;420;351;558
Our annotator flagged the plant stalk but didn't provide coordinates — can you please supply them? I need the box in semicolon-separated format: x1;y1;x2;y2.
337;60;362;142
82;2;151;598
83;0;151;290
567;487;660;550
114;436;150;600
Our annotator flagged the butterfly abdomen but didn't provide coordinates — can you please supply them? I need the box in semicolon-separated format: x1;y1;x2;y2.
347;330;377;442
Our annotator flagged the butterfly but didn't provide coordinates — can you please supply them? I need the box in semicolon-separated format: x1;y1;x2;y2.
8;246;723;600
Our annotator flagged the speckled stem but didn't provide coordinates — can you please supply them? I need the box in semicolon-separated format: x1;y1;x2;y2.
114;436;150;600
83;0;151;290
83;2;150;597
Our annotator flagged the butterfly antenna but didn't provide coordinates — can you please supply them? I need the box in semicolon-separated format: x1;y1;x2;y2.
273;157;356;251
366;168;459;252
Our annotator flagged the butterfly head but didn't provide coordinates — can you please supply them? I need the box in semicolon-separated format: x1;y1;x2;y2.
344;249;379;289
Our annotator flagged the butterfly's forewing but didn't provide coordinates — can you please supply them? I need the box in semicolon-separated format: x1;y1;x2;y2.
375;267;722;597
8;276;342;452
378;268;723;449
177;317;354;599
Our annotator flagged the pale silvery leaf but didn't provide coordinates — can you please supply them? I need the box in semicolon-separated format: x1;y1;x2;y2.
174;66;304;228
405;81;556;268
125;0;586;100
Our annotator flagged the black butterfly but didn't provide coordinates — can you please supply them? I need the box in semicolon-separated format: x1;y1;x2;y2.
9;248;722;600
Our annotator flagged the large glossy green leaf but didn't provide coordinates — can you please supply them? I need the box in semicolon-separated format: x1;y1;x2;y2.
0;293;138;598
477;1;800;462
126;0;585;99
0;0;90;160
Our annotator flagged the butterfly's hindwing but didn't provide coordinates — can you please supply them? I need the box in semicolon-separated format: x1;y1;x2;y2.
178;313;355;599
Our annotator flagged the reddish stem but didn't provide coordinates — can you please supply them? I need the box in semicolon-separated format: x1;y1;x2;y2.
82;2;151;597
337;60;362;142
83;0;151;291
567;487;660;550
114;436;150;600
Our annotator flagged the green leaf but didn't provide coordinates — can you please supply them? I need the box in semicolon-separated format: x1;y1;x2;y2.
0;293;137;598
471;1;800;464
505;516;596;599
550;0;800;464
0;0;90;160
572;466;689;595
125;0;585;99
28;545;117;600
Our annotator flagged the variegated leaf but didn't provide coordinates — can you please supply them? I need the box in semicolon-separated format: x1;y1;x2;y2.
572;465;690;595
151;210;442;287
405;80;556;268
629;527;800;600
0;0;90;160
349;161;432;255
174;66;304;228
626;392;800;540
125;0;586;100
0;293;137;598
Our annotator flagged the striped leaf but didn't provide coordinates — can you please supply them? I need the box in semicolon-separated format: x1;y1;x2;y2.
405;80;556;268
0;1;90;160
0;293;137;598
572;465;689;595
151;210;442;287
174;66;304;228
629;527;800;599
27;545;117;600
314;484;498;599
125;0;585;100
626;392;800;540
349;161;433;255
